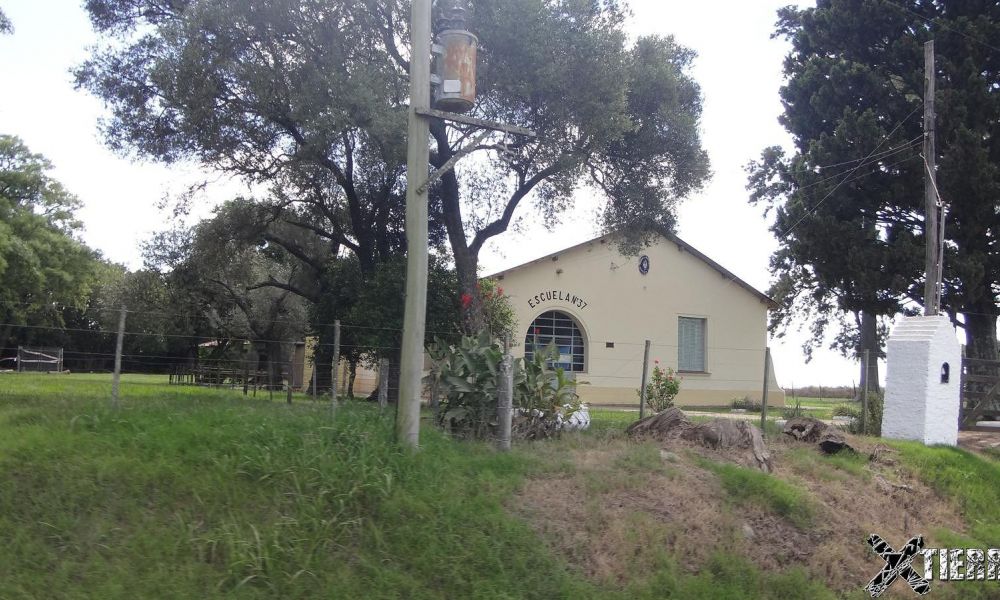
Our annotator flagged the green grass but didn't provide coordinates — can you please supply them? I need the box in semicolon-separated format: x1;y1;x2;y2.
0;373;587;598
695;457;815;529
1;373;987;599
890;441;1000;545
784;447;870;482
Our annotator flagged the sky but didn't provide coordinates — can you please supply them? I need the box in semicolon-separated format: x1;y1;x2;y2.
0;0;879;388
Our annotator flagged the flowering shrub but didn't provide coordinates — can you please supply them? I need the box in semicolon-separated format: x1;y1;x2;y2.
639;361;681;412
480;278;517;339
458;278;517;339
426;334;580;439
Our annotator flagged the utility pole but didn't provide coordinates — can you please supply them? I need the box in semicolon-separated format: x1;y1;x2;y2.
923;39;940;316
397;0;432;449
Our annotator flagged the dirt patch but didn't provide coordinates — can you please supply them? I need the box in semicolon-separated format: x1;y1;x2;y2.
515;445;732;583
513;434;967;595
771;442;966;592
959;430;1000;457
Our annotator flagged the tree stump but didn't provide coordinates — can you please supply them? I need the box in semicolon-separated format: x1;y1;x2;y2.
627;408;772;472
782;417;853;454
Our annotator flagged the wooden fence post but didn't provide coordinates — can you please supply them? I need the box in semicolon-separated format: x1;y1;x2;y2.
111;306;127;409
760;347;771;436
862;349;870;434
242;343;249;396
331;320;341;414
638;340;651;420
497;350;514;451
311;358;318;400
378;358;389;411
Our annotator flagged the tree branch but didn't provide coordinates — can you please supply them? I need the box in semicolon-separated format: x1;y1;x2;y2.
469;162;566;255
247;277;319;303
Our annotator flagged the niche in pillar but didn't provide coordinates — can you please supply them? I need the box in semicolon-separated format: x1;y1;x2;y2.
883;315;962;446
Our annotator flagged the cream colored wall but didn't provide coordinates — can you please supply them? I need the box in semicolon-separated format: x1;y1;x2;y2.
495;236;785;407
300;338;379;396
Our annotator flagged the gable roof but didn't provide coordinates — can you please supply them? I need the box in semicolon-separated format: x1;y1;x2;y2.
486;231;778;309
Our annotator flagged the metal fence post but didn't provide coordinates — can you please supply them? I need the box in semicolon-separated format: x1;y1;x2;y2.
638;340;651;420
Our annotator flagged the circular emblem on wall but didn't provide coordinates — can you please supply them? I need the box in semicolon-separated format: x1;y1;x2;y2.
639;255;650;275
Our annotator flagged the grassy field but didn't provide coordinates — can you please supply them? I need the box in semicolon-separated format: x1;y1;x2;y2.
0;373;997;598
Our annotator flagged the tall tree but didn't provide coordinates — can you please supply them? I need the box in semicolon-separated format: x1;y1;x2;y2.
0;7;12;34
76;0;709;333
748;0;1000;377
0;135;98;350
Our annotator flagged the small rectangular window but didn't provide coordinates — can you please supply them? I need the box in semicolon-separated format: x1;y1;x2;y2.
678;317;706;372
606;342;615;348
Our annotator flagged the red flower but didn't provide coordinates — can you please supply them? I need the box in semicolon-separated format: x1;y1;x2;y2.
461;293;473;309
497;287;504;295
654;359;660;365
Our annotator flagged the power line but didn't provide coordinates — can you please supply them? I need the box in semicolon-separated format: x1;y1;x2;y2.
778;104;922;240
782;134;923;178
879;0;1000;55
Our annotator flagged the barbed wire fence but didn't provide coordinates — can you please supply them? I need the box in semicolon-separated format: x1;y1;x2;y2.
0;309;781;433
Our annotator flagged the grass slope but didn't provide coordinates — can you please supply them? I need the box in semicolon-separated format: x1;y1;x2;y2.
0;374;998;598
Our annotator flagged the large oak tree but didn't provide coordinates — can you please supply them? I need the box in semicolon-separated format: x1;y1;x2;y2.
76;0;709;334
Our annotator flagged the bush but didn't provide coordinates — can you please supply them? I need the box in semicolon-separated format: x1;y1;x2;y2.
832;404;860;419
426;333;505;439
848;392;883;436
638;363;681;412
782;398;804;419
426;333;580;439
731;396;762;412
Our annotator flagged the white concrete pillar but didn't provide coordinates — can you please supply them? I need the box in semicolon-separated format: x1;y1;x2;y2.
883;315;962;446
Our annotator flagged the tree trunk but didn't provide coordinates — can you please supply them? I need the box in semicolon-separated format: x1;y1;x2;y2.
312;329;334;393
454;248;484;333
265;340;284;389
964;308;999;383
858;310;881;397
347;359;357;398
431;119;486;334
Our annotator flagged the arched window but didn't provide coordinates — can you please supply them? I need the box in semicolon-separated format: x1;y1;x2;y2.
524;310;585;372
